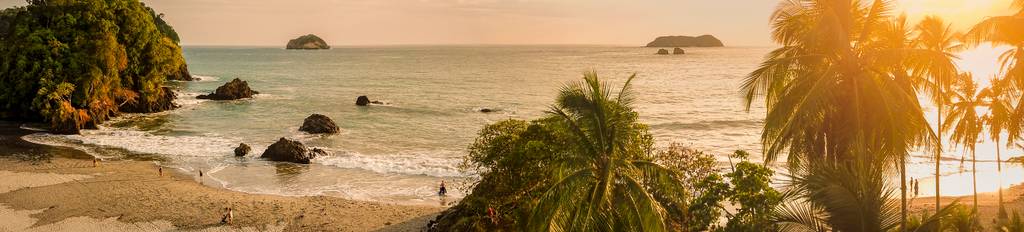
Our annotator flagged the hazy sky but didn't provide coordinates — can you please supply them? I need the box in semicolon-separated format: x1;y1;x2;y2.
0;0;1016;46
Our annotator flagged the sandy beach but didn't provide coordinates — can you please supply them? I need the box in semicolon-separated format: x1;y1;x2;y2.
909;180;1024;225
0;122;443;232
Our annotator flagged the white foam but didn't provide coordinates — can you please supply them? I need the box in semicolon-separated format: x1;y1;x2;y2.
190;74;219;82
316;149;468;177
26;127;240;158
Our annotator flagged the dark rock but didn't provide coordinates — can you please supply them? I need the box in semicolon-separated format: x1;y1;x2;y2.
370;101;384;105
299;114;339;134
197;78;259;100
356;96;371;106
260;138;325;164
167;63;193;81
646;35;724;47
656;49;669;55
479;108;495;113
286;34;330;50
673;48;685;54
234;143;251;156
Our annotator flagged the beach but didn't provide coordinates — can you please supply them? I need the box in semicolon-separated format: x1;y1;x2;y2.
0;123;442;232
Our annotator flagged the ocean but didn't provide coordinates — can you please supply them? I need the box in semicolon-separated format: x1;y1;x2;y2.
20;45;1024;204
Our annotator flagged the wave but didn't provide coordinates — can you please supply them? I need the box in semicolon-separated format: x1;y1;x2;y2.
190;74;220;82
26;127;241;158
316;149;466;178
651;119;762;131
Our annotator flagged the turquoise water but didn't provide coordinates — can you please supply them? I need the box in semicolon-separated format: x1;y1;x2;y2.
21;45;1022;204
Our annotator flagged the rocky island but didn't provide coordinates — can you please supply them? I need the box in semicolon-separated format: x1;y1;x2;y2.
286;34;331;49
646;35;724;47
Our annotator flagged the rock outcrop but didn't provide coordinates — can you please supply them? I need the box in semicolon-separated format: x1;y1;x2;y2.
197;78;259;100
646;35;724;47
286;34;330;50
356;96;371;106
234;143;251;157
656;49;670;55
260;138;326;164
673;48;685;54
299;114;340;134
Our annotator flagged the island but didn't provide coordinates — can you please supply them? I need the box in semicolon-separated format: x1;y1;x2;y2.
286;34;331;49
646;35;724;47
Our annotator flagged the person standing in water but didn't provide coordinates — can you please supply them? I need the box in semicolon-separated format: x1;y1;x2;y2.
438;180;447;196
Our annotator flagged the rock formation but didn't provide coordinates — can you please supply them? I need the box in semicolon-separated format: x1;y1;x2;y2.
299;114;340;134
356;96;371;106
197;78;259;100
260;138;326;164
286;34;330;49
646;35;724;47
234;143;251;157
656;49;670;55
673;48;685;54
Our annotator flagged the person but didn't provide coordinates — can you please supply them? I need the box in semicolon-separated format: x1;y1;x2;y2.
220;207;233;224
158;167;163;176
438;180;447;196
914;180;919;196
92;158;98;167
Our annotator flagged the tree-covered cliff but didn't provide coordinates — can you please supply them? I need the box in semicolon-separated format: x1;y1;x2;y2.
0;0;188;134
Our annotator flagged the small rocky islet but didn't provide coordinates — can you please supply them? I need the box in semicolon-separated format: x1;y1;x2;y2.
286;34;330;50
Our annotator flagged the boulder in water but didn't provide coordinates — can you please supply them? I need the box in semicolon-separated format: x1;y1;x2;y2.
356;96;371;106
197;78;259;100
673;48;685;54
479;108;495;113
299;114;340;134
656;49;669;55
260;138;325;164
234;143;251;157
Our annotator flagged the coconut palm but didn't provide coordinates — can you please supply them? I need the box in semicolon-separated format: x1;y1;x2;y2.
913;15;963;227
527;72;686;231
943;73;985;221
964;0;1024;143
744;0;950;230
982;76;1015;220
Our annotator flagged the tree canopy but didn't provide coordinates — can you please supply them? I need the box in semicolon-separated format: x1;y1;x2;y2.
0;0;187;133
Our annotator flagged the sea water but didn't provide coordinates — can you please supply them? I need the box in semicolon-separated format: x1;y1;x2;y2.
21;45;1023;204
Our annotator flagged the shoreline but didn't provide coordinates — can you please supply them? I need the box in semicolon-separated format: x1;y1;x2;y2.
0;122;442;231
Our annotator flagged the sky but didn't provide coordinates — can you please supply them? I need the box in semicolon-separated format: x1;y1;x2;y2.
0;0;1017;46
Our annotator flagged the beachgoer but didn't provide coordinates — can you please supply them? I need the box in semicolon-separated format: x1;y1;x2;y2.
438;180;447;196
93;158;97;167
220;207;233;224
914;180;919;196
158;167;163;176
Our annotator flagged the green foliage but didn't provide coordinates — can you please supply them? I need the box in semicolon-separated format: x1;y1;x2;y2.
0;0;186;133
684;150;781;232
998;210;1024;232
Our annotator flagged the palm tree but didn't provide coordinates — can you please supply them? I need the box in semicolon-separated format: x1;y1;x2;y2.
743;0;948;230
528;72;686;231
982;76;1014;220
943;73;985;221
913;15;963;227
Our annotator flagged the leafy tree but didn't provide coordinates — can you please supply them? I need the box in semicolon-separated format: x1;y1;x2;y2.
943;73;984;220
0;0;186;133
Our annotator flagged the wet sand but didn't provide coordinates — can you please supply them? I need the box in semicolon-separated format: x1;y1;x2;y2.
0;122;442;231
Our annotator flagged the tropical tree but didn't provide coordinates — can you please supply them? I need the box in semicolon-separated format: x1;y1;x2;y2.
742;0;948;229
943;73;985;221
981;76;1015;220
527;72;687;231
913;16;963;223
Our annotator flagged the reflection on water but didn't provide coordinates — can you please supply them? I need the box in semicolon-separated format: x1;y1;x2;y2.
274;162;309;183
909;161;1024;197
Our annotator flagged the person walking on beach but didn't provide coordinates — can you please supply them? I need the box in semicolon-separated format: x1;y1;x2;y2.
914;180;919;197
438;180;447;197
220;207;233;224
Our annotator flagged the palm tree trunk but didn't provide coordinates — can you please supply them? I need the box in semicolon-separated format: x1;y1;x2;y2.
935;105;943;230
997;136;1006;220
972;147;979;222
900;154;907;232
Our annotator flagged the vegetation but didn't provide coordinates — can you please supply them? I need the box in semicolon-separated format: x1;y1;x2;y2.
0;0;187;134
430;73;780;231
